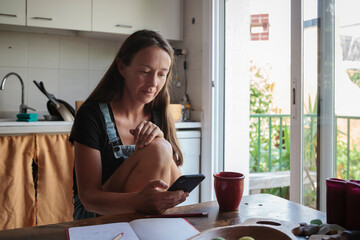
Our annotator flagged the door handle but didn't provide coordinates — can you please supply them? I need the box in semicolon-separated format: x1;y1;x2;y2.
32;17;53;21
0;13;17;18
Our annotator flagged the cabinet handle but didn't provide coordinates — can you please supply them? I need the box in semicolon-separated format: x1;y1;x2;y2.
115;24;132;28
32;17;53;21
0;13;17;18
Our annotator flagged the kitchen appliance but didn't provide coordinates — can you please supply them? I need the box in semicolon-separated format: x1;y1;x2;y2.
33;81;75;121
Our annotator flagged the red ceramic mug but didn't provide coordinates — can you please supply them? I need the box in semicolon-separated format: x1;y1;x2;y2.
346;179;360;230
326;178;347;228
213;172;245;211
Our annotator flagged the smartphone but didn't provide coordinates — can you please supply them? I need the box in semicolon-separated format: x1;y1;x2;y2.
167;174;205;193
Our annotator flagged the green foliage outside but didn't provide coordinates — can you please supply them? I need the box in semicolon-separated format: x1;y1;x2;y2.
249;61;291;199
347;69;360;88
249;62;360;208
336;125;360;180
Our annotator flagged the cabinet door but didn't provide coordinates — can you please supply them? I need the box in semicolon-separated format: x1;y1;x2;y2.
92;0;182;40
148;0;183;40
0;0;26;26
177;131;201;205
92;0;145;35
27;0;91;31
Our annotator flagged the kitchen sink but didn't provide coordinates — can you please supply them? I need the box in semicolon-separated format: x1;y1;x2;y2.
0;119;16;122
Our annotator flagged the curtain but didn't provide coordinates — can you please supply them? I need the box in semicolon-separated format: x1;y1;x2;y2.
0;133;74;230
36;134;74;225
0;135;36;229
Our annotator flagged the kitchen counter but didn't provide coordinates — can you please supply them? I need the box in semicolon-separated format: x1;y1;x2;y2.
0;121;201;135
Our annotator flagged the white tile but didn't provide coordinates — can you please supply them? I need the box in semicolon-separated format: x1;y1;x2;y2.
0;67;28;112
28;33;60;68
60;36;89;70
59;70;89;109
89;38;117;70
28;68;60;113
88;70;106;93
0;31;28;67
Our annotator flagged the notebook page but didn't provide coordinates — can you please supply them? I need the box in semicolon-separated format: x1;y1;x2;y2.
130;218;199;240
68;222;139;240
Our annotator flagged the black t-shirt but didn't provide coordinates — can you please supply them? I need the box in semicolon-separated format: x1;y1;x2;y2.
70;101;158;195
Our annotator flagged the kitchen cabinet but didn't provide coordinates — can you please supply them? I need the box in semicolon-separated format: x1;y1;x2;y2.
27;0;91;31
177;130;201;205
92;0;183;40
148;0;183;40
0;0;26;26
1;0;182;40
92;0;144;35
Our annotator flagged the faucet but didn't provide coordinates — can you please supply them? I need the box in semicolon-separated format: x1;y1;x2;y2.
0;72;36;113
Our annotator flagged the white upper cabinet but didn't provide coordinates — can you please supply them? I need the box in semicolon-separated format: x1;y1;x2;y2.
146;0;183;40
92;0;183;40
27;0;91;31
0;0;182;40
0;0;26;26
92;0;143;35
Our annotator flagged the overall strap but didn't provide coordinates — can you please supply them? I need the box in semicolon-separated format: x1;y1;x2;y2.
99;103;119;144
99;103;124;159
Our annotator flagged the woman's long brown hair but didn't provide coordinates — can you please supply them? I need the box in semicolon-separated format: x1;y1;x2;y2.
78;30;183;166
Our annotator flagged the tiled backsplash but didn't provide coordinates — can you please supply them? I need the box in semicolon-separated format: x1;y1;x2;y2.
0;14;203;121
0;30;121;118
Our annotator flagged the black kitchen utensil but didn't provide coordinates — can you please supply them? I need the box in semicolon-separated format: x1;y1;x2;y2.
33;80;75;121
47;100;75;119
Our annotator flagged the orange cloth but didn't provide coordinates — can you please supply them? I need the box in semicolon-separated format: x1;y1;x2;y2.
0;135;36;230
0;133;74;230
36;134;74;226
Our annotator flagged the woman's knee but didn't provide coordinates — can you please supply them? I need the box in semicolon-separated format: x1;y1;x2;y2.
149;138;172;154
145;138;173;164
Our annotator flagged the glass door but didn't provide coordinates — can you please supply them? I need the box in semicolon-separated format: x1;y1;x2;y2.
300;0;360;210
223;0;360;209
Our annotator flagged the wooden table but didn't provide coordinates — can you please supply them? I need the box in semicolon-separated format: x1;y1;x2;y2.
0;194;325;239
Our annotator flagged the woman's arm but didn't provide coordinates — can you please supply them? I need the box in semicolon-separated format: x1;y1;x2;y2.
75;142;186;215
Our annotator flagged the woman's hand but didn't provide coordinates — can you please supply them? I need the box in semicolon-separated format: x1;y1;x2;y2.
135;180;188;214
130;120;164;149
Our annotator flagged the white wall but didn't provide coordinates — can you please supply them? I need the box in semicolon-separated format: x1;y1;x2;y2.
0;31;121;118
171;0;203;122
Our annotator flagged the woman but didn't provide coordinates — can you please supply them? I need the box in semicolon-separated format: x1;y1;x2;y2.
70;30;188;220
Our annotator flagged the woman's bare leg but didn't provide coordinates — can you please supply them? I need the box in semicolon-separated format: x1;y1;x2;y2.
103;138;181;193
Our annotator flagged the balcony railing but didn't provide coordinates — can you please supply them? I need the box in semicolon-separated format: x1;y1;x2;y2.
249;114;360;195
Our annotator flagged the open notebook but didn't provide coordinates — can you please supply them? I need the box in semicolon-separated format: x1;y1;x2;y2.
67;218;199;240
